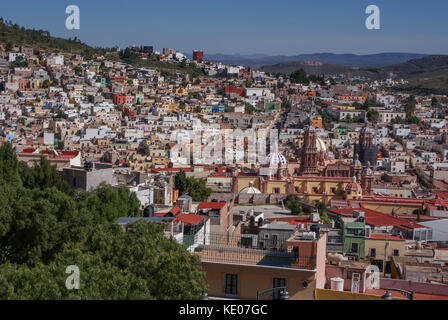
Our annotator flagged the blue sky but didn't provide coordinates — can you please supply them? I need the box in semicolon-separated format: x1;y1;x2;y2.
2;0;448;55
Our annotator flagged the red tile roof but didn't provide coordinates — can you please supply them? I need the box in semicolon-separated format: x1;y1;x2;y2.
197;202;226;210
20;148;80;159
149;168;191;173
266;216;311;226
173;214;204;226
169;206;181;216
328;207;428;230
369;234;403;240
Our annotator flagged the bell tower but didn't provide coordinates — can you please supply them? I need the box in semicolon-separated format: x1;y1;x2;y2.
350;154;363;182
300;126;319;175
355;125;378;167
361;163;375;196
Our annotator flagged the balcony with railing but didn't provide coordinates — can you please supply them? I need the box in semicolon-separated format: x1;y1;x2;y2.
192;232;317;270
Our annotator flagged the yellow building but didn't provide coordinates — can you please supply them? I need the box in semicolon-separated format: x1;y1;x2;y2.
198;231;328;300
174;87;188;96
360;199;423;215
235;175;354;205
365;234;406;274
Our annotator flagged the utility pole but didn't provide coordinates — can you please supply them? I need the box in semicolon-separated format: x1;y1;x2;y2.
384;233;389;276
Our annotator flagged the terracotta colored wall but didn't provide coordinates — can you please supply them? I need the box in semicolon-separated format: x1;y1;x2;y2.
202;262;316;300
381;278;448;296
315;288;403;300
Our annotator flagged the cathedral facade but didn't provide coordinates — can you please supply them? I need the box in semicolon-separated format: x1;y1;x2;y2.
354;126;378;167
232;126;376;205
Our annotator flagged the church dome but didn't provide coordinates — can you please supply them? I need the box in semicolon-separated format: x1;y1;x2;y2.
352;154;362;166
346;176;362;192
266;153;287;167
239;181;262;194
316;138;327;153
364;162;374;175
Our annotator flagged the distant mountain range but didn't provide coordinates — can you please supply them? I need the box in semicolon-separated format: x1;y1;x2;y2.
260;55;448;78
259;55;448;95
2;19;447;94
202;52;428;68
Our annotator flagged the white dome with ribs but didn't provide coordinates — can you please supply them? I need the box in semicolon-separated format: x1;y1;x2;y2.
266;153;287;167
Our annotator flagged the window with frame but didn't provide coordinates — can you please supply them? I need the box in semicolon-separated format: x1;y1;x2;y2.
225;274;238;296
370;248;376;258
272;234;279;246
351;242;359;253
273;188;280;194
393;249;400;257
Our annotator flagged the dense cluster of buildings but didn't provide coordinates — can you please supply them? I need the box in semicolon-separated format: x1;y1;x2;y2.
2;41;448;300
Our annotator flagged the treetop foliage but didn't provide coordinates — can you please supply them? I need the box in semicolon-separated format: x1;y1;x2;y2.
0;143;206;299
175;170;211;202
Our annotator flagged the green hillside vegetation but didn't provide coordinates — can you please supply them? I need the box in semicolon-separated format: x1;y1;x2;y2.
262;55;448;94
117;48;205;78
0;19;205;78
0;18;108;57
378;55;448;78
392;77;448;95
0;143;206;299
261;61;354;76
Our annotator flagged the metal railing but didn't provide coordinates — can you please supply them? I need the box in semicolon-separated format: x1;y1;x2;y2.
192;232;316;270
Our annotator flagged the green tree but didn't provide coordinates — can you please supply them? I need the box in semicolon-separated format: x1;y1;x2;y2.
413;209;422;223
0;221;206;299
319;111;330;124
5;42;13;51
175;169;188;195
224;105;234;113
367;110;379;123
316;202;330;224
290;68;309;85
0;143;20;185
10;55;28;68
41;79;51;88
175;170;211;202
407;115;420;125
431;97;441;109
74;66;83;75
284;195;302;216
18;156;73;196
0;156;206;299
244;102;255;115
404;95;417;118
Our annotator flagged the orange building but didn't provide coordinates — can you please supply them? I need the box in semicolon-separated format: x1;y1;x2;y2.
198;229;327;300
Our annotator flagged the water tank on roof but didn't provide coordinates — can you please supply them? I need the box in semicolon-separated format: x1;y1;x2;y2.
144;205;154;218
250;216;256;226
330;278;344;291
302;232;316;240
310;224;320;237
